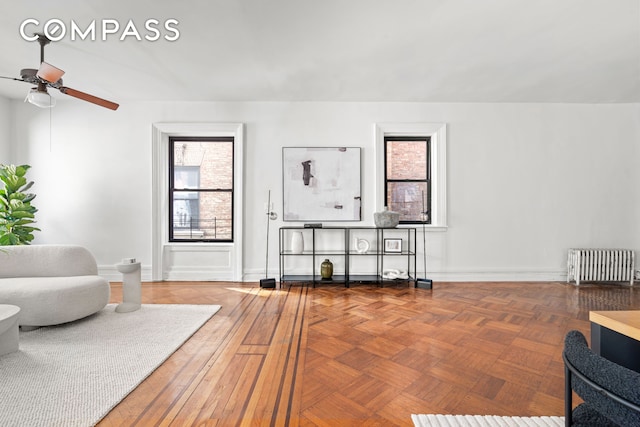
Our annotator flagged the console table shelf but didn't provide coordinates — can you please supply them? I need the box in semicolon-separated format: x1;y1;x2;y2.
279;226;416;287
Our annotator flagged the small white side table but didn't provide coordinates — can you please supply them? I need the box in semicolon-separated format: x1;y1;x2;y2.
0;304;20;356
115;262;142;313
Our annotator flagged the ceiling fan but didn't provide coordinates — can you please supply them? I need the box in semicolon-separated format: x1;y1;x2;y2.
0;34;119;110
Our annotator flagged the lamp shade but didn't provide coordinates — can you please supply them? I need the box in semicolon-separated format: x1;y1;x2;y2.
26;88;56;108
36;62;65;83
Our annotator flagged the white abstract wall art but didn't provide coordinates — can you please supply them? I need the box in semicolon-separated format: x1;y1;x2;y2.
282;147;361;221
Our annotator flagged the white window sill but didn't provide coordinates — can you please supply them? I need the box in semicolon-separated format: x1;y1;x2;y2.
165;242;234;249
397;224;448;232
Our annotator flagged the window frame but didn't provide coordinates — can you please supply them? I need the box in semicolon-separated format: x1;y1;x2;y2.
384;136;431;225
375;123;447;230
168;136;234;243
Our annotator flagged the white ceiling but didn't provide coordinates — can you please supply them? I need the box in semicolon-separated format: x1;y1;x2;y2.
0;0;638;105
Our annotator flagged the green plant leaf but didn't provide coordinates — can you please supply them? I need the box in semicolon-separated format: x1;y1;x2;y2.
9;199;24;208
0;233;18;245
10;211;34;219
0;164;38;245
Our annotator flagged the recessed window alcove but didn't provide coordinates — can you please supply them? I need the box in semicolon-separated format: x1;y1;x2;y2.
152;123;244;281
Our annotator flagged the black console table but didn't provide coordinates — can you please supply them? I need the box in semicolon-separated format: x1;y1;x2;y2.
278;226;416;287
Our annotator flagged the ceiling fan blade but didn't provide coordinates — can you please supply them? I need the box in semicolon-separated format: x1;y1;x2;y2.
37;62;65;83
0;75;27;83
58;87;119;110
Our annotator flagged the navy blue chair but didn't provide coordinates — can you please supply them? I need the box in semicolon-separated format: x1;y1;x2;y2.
563;330;640;426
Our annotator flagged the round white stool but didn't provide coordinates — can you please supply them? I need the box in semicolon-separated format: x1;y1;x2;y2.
0;304;20;356
115;261;142;313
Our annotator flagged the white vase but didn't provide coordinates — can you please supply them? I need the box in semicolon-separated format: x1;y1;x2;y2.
291;231;304;254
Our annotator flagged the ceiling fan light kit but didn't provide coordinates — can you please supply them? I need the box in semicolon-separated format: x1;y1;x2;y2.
1;34;119;110
26;87;55;108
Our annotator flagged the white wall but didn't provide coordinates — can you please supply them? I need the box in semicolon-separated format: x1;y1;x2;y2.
634;105;640;271
0;97;11;162
9;100;639;281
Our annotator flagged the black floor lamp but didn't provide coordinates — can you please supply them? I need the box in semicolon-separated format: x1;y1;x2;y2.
415;191;432;290
260;190;277;289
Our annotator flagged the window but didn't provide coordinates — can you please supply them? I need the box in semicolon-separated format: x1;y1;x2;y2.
375;123;447;229
169;136;234;242
384;136;430;223
152;122;244;281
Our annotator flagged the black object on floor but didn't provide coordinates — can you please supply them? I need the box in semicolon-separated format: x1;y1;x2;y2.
260;278;276;288
416;278;432;290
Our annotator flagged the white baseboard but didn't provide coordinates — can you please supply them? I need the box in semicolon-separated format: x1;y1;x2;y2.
422;269;566;282
99;266;566;283
100;265;238;282
98;265;153;282
242;268;567;283
163;269;236;281
243;268;282;282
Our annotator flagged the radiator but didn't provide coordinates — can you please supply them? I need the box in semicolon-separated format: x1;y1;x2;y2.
567;249;635;286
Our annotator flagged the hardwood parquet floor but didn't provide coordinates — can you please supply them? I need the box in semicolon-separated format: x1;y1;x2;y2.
98;281;640;426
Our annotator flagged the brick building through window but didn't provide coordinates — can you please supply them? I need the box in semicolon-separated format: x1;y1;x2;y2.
384;136;431;223
169;136;234;242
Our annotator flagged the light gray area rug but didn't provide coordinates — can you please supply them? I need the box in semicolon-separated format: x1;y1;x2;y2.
412;414;564;427
0;303;221;427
